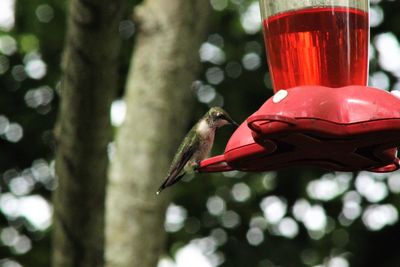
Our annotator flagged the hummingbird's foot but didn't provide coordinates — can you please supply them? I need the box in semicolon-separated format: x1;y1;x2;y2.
192;161;200;172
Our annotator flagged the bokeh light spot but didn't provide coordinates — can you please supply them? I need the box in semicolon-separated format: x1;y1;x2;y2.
199;43;226;65
246;227;264;246
374;32;400;76
5;123;23;143
0;193;52;231
307;173;350;201
302;205;327;232
9;174;35;196
249;216;268;230
0;0;15;31
0;193;19;218
342;201;361;221
1;227;18;246
261;172;276;191
36;4;54;23
210;0;228;11
19;195;52;230
206;67;224;85
208;34;224;48
197;85;217;104
277;217;299;238
369;71;390;90
0;260;22;267
13;235;32;254
111;99;126;127
207;196;226;216
355;172;388;202
0;55;10;74
245;41;263;55
260;196;287;224
220;210;240;228
161;240;216;267
225;61;242;79
210;228;227;246
0;35;17;55
119;20;135;39
165;203;187;232
31;159;54;189
231;182;250;202
362;204;398;231
11;65;27;82
327;256;349;267
387;173;400;193
301;249;318;266
25;58;47;79
242;53;261;71
370;5;384;27
0;115;10;134
25;86;54;108
240;2;261;34
194;237;218;255
292;198;310;222
20;34;39;53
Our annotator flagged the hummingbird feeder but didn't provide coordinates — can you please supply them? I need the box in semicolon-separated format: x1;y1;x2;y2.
198;0;400;173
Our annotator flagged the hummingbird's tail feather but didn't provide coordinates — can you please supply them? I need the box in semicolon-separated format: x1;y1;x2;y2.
156;172;186;195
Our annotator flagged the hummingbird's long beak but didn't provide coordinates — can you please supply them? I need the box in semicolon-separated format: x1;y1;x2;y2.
227;116;239;127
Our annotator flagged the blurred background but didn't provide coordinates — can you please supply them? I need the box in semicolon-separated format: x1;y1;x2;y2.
1;0;400;266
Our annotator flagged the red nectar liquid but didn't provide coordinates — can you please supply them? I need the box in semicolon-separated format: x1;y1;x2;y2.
263;7;369;91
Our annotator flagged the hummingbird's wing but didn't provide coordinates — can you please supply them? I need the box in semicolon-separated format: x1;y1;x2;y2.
157;130;200;194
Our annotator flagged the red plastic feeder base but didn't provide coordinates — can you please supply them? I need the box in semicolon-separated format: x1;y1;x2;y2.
198;86;400;173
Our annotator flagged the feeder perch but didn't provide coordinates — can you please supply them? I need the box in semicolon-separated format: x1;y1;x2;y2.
199;86;400;173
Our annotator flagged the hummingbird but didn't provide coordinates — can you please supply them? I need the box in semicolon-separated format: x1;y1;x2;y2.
157;107;238;194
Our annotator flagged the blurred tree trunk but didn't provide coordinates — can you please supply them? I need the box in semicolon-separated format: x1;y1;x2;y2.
105;1;211;267
52;1;125;267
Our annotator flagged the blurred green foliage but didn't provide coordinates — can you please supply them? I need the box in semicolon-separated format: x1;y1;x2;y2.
1;0;400;267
